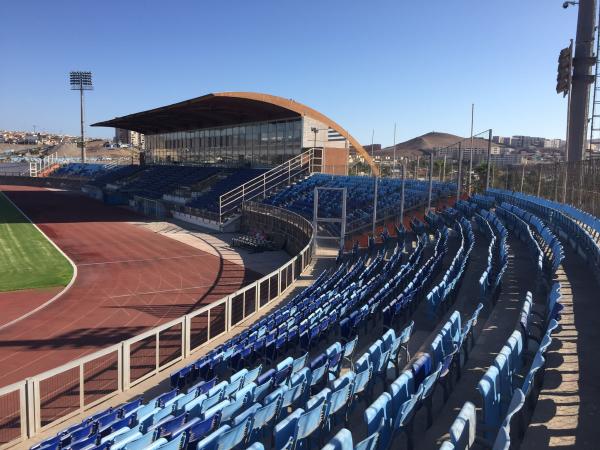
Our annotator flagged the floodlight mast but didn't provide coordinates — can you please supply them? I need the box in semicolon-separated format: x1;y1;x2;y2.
69;71;93;163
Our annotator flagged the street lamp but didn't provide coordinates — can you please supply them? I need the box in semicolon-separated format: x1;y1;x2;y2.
69;71;93;163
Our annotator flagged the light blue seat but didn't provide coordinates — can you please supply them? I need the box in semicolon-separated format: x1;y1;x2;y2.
478;365;501;439
326;375;352;429
418;362;443;428
215;416;251;450
521;353;545;403
184;394;208;417
109;428;143;450
157;433;187;450
364;392;392;450
389;371;415;415
355;431;379;450
342;336;359;370
493;348;513;412
220;397;246;424
202;400;230;421
100;423;131;444
234;382;256;405
122;431;166;450
230;369;248;385
321;428;353;450
139;407;173;433
173;389;199;413
224;377;245;399
274;408;304;450
245;443;264;450
293;353;309;374
448;402;476;449
247;394;282;442
201;391;227;416
196;425;231;450
296;396;327;448
245;366;262;385
391;391;421;450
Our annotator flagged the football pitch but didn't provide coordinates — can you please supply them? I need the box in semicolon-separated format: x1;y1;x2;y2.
0;191;73;292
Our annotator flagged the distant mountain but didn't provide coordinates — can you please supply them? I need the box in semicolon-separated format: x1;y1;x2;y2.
374;131;490;158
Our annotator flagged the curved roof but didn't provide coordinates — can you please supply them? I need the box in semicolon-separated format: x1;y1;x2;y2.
92;91;378;174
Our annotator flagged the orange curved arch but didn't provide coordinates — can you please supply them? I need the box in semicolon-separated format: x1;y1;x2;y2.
215;92;379;176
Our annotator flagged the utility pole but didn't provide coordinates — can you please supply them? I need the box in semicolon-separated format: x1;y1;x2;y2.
400;161;406;225
567;0;597;161
372;129;378;237
468;103;474;194
485;129;492;191
393;123;397;177
427;152;434;211
415;156;420;179
457;142;463;200
442;155;446;182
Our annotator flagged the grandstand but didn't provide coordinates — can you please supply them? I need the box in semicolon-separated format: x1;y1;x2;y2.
1;181;595;450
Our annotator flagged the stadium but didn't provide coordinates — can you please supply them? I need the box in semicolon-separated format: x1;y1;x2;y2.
0;90;598;450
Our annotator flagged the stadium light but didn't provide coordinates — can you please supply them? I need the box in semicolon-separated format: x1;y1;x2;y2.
69;71;93;163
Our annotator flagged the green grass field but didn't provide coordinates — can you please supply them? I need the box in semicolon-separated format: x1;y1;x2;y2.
0;191;73;292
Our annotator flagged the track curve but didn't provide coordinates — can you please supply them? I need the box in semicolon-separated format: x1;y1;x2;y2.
0;186;260;387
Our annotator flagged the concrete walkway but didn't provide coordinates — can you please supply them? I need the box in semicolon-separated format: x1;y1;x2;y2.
520;243;600;450
131;219;291;276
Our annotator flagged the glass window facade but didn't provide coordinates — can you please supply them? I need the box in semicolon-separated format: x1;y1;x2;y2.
144;118;302;167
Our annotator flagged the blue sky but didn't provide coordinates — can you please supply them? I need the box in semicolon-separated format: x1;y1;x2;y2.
0;0;577;145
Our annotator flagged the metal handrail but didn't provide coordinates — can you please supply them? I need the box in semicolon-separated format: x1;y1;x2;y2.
219;148;316;223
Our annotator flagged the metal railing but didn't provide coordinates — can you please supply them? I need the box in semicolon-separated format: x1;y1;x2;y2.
29;152;60;177
218;148;322;223
0;205;313;449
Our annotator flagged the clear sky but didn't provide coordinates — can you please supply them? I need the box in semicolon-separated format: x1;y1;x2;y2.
0;0;578;145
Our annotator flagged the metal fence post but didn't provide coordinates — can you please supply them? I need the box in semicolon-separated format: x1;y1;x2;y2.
485;129;492;191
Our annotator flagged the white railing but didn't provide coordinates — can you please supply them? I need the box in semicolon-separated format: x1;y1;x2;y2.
218;148;322;223
29;152;60;178
0;205;313;448
0;382;26;448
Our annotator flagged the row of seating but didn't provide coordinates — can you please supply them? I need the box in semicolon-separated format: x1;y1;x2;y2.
499;202;564;278
383;230;449;330
187;169;268;214
263;174;455;232
477;210;508;305
52;163;114;179
426;217;474;318
442;282;561;450
89;165;144;187
486;189;600;280
495;205;543;277
469;194;495;211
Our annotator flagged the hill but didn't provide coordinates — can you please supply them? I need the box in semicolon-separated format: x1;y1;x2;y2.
375;131;491;158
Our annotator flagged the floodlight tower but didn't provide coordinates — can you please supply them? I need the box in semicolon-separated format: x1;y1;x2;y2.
69;71;93;163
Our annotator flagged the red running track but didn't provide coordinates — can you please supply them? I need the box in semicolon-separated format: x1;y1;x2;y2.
0;186;261;388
